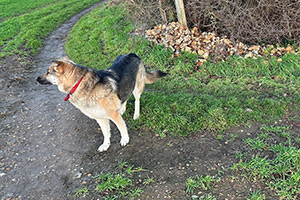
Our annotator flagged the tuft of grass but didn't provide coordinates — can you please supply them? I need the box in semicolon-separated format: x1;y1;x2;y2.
244;137;268;151
143;176;155;185
186;175;217;194
95;173;133;193
196;193;217;200
87;162;152;199
75;187;89;197
247;190;266;200
66;2;300;136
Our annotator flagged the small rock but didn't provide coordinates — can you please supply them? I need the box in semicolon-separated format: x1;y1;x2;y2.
203;52;209;59
248;45;260;51
285;46;292;53
246;108;253;112
244;52;253;59
73;172;82;179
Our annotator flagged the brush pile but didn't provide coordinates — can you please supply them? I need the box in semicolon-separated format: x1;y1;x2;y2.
144;22;297;65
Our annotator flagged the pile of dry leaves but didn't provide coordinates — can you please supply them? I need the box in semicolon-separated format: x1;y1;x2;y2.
144;22;298;66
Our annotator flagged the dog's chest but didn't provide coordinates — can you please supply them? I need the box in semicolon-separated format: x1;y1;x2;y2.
71;101;107;119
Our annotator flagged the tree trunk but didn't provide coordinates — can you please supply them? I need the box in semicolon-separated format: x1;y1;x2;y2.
175;0;187;26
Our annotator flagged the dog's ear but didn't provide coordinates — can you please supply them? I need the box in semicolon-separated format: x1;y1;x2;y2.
52;60;64;74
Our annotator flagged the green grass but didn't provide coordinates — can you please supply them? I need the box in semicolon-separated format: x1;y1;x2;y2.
0;0;60;20
0;0;102;57
94;172;142;199
74;162;153;199
187;123;299;199
186;175;217;194
186;175;218;200
247;190;266;200
75;187;89;198
232;125;300;199
3;1;299;199
66;2;300;136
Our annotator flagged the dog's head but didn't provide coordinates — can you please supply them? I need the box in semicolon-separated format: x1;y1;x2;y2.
36;57;75;91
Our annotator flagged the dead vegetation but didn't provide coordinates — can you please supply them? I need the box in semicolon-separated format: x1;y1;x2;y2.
125;0;300;45
144;22;297;64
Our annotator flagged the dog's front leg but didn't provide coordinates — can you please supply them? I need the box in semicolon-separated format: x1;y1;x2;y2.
109;113;129;147
96;118;111;152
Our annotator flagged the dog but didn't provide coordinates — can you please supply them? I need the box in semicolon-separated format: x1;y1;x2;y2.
36;53;166;152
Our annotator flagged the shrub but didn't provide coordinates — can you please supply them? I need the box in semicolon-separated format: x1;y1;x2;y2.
126;0;300;45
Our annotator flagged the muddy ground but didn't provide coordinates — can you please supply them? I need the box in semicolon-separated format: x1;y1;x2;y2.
0;3;299;200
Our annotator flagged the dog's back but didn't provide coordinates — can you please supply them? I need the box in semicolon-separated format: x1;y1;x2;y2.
105;53;141;103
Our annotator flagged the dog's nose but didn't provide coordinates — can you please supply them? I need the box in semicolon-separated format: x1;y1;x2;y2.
35;76;40;82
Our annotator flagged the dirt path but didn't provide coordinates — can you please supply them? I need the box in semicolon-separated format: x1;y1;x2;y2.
0;2;106;199
0;2;281;200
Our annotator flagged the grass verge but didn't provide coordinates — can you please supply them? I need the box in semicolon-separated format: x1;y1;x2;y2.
0;0;103;57
66;2;300;137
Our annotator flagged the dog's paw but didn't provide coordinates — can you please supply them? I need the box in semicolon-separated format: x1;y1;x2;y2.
120;137;129;146
133;113;139;120
97;143;110;152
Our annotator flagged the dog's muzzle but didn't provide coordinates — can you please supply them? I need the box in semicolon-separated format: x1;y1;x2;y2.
35;75;52;85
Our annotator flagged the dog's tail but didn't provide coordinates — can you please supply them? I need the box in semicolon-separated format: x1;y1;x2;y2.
145;70;167;84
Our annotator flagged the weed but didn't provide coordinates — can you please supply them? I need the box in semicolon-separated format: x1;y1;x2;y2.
262;125;290;133
94;172;140;199
235;152;243;160
186;177;198;194
191;193;217;200
90;161;152;199
216;134;223;140
143;176;155;185
258;132;269;140
199;193;217;200
167;141;173;147
95;173;133;192
118;160;128;169
244;138;268;150
247;190;266;200
229;133;239;142
75;187;89;197
120;188;142;199
125;165;147;175
186;175;217;194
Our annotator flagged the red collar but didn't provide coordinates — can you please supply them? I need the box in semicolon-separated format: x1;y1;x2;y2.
64;76;84;101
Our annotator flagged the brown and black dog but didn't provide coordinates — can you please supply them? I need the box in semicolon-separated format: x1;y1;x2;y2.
36;53;166;152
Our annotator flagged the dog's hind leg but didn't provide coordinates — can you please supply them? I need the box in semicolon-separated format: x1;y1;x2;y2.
96;118;111;152
133;78;145;120
119;100;127;115
109;113;129;147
